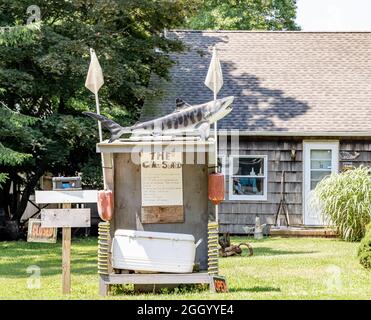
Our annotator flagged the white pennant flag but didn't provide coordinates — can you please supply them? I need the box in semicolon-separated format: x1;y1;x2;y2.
85;48;104;95
205;46;223;96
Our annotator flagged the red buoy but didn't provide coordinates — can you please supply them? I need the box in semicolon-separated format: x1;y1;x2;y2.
97;190;114;221
208;173;225;205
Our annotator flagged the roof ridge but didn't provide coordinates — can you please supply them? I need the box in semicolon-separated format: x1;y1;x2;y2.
170;29;371;33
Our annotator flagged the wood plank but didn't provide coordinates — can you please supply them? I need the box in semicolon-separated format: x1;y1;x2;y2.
41;209;90;228
97;140;214;154
99;276;110;296
102;153;114;191
35;190;97;204
141;206;184;224
102;273;212;285
238;140;302;151
62;203;71;295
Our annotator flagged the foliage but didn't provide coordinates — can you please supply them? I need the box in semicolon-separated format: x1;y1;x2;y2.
0;103;36;189
358;223;371;269
314;166;371;241
0;173;7;186
0;237;370;299
0;0;198;222
0;22;42;46
0;143;32;166
80;157;103;190
184;0;300;30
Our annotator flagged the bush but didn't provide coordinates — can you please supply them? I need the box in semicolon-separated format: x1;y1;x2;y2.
80;158;103;190
358;223;371;269
314;166;371;241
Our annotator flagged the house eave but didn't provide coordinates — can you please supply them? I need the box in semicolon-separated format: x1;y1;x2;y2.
218;130;371;137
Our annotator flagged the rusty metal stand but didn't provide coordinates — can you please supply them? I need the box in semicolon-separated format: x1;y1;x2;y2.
274;171;290;226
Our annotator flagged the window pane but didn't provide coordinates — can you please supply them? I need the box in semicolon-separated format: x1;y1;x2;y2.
311;170;331;181
232;177;264;196
311;149;332;160
311;160;332;170
310;170;331;190
232;157;264;176
311;180;319;190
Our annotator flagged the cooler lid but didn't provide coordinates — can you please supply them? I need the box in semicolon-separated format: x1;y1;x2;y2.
114;229;195;242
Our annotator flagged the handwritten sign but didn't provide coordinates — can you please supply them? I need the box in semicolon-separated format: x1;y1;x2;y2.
141;152;183;206
27;219;57;243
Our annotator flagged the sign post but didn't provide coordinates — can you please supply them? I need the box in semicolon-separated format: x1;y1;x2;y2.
35;190;96;294
62;203;71;294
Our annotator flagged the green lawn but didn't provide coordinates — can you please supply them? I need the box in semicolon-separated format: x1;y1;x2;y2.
0;236;370;300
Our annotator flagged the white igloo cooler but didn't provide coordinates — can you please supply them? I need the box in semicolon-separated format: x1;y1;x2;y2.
111;229;196;273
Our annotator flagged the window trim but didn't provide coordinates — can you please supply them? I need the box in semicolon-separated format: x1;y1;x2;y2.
228;155;268;201
217;155;226;176
217;155;227;200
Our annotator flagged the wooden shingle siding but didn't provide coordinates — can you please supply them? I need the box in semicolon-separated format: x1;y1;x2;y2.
340;141;371;169
219;138;371;234
219;138;303;233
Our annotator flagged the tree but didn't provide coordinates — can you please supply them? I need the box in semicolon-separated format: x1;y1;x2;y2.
0;103;35;188
0;0;198;234
184;0;300;30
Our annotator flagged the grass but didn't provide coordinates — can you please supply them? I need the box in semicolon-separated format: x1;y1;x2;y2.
0;236;370;300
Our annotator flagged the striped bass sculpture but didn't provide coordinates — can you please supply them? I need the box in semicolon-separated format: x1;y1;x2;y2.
83;96;234;143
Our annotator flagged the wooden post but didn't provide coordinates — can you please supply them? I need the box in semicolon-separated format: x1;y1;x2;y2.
62;203;71;294
36;190;93;295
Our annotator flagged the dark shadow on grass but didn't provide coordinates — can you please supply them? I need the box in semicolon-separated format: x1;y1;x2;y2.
252;247;318;256
220;247;317;258
229;286;281;293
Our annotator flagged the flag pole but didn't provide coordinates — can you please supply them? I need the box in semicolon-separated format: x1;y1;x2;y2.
94;91;107;190
212;47;219;224
214;87;218;224
207;46;221;276
95;91;103;142
87;48;107;190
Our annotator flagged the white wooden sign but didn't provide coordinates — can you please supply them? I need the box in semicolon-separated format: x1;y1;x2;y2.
141;152;183;206
35;190;97;204
41;209;91;228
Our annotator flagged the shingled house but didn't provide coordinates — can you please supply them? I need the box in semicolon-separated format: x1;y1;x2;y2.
141;31;371;233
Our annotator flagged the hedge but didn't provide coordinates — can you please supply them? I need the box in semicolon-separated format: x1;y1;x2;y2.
358;223;371;269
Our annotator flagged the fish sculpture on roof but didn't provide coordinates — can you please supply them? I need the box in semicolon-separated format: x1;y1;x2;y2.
83;96;234;143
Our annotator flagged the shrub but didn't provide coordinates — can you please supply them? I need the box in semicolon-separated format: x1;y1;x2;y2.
358;223;371;269
314;166;371;241
80;158;103;190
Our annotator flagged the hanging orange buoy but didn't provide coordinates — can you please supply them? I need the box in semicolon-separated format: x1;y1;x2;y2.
208;173;225;205
97;190;114;221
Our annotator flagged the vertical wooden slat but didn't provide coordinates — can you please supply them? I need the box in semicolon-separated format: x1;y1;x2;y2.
62;203;71;294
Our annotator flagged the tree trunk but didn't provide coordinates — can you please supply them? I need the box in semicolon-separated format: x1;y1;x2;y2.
12;168;44;222
59;97;65;114
0;176;12;219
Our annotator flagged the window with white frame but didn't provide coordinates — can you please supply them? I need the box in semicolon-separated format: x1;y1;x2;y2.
229;155;268;201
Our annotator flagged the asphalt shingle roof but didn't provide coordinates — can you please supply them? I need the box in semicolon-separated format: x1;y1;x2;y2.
141;31;371;135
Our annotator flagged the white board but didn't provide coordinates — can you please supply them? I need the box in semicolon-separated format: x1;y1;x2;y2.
35;190;97;204
41;209;91;227
141;152;183;206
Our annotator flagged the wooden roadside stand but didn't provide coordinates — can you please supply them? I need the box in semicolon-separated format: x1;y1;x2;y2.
96;137;228;295
35;183;97;294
